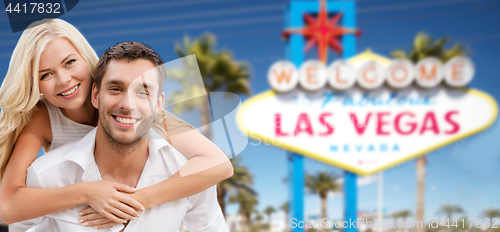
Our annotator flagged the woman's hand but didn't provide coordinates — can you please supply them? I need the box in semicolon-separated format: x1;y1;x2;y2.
78;207;129;229
83;180;144;223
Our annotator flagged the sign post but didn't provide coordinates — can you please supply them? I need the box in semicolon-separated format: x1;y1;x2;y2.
288;153;305;232
344;171;357;232
285;1;358;231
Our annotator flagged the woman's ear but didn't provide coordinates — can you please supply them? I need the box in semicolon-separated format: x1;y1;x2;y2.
91;83;99;109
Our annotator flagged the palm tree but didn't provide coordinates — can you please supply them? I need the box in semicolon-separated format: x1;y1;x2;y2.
264;206;276;230
305;171;342;232
437;204;464;232
255;213;264;232
390;32;466;232
457;216;469;230
173;34;251;139
280;202;289;232
391;32;466;63
437;204;464;221
415;156;426;232
483;208;500;219
482;209;500;232
229;188;258;232
217;158;255;217
438;204;463;232
395;210;412;231
392;211;401;231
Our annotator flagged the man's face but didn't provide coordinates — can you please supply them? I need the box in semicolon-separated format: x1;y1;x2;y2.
92;58;165;145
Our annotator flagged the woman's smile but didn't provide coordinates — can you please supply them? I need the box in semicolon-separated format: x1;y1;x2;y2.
58;83;80;99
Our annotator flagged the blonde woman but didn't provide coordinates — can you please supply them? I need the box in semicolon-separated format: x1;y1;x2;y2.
0;19;232;229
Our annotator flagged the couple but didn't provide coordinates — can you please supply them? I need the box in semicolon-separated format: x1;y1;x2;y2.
0;20;231;231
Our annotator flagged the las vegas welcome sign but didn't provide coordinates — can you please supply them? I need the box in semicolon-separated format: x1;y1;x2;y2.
237;50;498;175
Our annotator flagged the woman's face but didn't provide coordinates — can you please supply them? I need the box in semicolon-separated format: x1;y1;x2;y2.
38;38;92;110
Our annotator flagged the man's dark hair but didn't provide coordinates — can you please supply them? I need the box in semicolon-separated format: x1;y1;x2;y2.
94;41;166;94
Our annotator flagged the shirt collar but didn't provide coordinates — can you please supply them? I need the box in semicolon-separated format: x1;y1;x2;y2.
63;127;171;181
147;128;171;162
63;127;99;181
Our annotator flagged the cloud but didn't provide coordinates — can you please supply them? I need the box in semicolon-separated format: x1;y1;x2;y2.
328;191;342;198
357;175;380;186
336;174;380;187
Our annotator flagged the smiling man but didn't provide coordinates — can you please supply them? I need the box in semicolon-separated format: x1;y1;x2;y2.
14;42;228;232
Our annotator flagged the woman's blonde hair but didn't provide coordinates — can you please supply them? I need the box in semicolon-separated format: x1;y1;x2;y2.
0;19;193;179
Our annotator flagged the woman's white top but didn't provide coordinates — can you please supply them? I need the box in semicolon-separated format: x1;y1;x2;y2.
40;98;95;152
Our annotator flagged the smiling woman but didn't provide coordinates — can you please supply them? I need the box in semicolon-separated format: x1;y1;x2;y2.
38;38;95;126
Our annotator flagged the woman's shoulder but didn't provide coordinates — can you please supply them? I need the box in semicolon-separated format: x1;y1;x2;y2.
32;100;49;123
25;100;52;142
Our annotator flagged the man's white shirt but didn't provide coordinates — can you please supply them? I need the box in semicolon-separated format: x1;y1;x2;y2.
13;128;228;232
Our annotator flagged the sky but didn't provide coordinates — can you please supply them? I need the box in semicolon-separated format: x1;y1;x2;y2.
0;0;499;224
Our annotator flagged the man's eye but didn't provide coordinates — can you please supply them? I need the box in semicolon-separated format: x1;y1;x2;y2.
139;91;149;95
110;88;121;91
65;60;76;67
40;73;51;80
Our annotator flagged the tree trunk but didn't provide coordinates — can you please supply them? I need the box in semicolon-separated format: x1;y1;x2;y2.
321;195;327;232
267;213;272;231
447;213;452;232
416;156;426;232
284;212;289;232
217;184;226;218
239;209;248;232
200;92;213;140
245;212;252;232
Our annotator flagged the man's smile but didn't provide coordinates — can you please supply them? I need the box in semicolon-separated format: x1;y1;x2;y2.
112;115;140;128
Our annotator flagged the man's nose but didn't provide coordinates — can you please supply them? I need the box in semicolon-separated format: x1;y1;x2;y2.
118;90;137;111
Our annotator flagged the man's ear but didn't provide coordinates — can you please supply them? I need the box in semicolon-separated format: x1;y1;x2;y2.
155;92;165;115
91;83;99;109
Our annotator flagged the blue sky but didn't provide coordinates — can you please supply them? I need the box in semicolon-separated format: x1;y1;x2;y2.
1;0;499;222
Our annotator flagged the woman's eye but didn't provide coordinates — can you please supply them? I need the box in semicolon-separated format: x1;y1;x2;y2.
40;73;51;80
65;59;75;67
